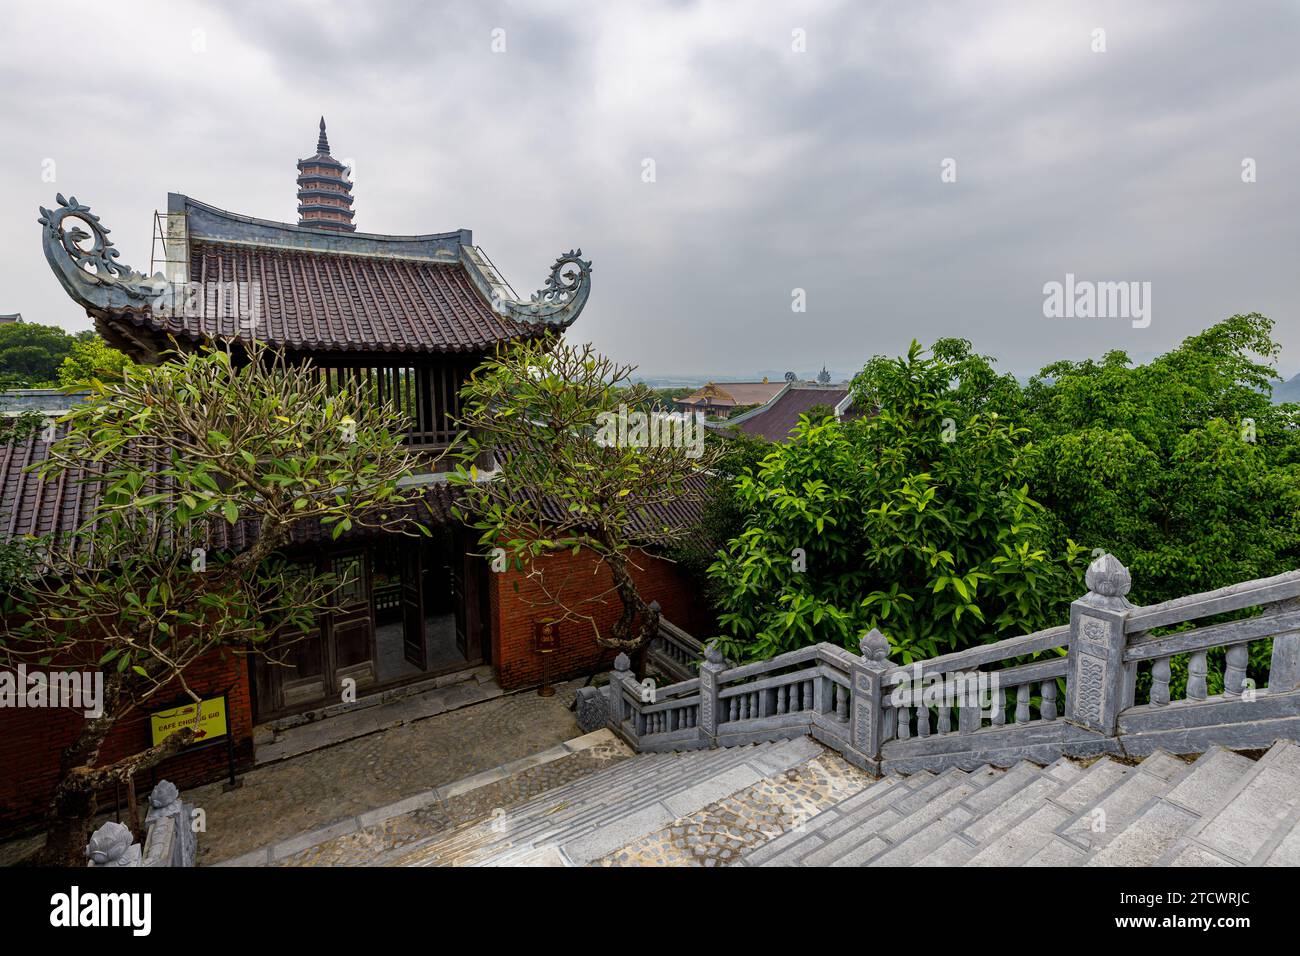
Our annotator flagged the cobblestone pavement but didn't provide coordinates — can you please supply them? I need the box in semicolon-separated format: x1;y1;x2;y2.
599;752;872;866
280;742;632;865
193;679;587;865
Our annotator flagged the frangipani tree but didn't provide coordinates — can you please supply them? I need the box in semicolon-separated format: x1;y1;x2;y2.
450;339;720;655
1;343;429;865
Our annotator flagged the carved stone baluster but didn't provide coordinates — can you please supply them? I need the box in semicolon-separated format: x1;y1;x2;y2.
1188;650;1208;701
937;703;951;734
1224;643;1249;697
916;702;930;737
1041;680;1058;721
836;683;849;721
1016;684;1031;723
896;704;911;740
881;703;896;742
777;685;788;715
729;698;738;722
1151;657;1171;706
991;687;1005;726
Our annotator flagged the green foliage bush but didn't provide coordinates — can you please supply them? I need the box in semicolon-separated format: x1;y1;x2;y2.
705;314;1300;670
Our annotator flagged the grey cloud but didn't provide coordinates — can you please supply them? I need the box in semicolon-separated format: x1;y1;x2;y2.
0;0;1295;381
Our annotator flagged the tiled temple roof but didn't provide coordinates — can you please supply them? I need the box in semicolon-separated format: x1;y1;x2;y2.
38;193;592;359
1;426;705;559
717;384;856;441
156;239;531;354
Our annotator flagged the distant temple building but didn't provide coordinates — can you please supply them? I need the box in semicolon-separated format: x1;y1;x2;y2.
708;381;858;442
0;313;21;324
296;117;356;232
674;379;785;419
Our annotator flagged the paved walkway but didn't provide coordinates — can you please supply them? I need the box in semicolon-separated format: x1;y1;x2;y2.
266;730;632;866
193;678;587;865
254;665;501;765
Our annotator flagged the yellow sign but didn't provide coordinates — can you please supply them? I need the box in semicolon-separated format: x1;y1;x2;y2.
149;697;228;748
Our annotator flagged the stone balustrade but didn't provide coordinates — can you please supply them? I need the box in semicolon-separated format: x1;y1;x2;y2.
603;556;1300;774
85;780;197;868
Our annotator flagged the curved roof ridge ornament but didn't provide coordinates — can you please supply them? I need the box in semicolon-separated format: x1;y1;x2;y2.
462;245;592;329
38;194;167;316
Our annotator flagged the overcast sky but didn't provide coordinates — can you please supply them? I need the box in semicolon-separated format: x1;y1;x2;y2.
1;0;1296;380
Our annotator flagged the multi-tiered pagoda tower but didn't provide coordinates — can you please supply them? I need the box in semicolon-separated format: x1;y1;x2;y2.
296;117;356;232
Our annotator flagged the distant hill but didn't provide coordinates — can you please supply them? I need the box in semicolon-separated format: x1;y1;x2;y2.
1274;374;1300;404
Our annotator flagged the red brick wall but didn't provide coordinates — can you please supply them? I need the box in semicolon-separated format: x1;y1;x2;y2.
0;649;255;836
490;548;712;690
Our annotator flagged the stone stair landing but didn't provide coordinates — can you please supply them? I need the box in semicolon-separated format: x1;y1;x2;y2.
388;736;1300;867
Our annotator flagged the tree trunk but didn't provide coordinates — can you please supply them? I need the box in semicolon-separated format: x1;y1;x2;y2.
33;676;196;867
35;715;115;866
602;548;661;659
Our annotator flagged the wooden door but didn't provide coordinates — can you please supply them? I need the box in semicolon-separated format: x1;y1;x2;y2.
329;552;375;692
452;548;469;660
401;545;427;670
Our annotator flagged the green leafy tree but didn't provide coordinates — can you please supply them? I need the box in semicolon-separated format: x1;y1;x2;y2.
0;344;427;865
1021;314;1300;604
708;341;1086;663
0;322;75;387
1017;314;1300;699
451;339;720;654
57;332;130;387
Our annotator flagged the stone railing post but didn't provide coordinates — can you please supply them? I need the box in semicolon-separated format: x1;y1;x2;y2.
1268;597;1300;692
607;652;632;730
697;641;725;747
1065;554;1135;736
144;779;195;867
850;629;890;767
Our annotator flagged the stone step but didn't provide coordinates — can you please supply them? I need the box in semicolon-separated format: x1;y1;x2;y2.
913;760;1055;866
394;737;824;866
791;767;981;867
864;765;1004;866
935;761;1068;861
602;749;878;866
960;760;1098;867
739;770;945;867
1158;739;1300;866
956;759;1128;868
1086;747;1255;867
738;772;913;866
1044;750;1190;860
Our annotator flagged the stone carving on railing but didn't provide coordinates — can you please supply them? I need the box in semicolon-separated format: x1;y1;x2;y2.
1079;552;1135;611
85;780;196;868
86;821;140;867
575;684;609;734
603;559;1300;775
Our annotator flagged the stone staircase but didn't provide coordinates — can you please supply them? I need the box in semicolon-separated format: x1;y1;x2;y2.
391;736;1300;866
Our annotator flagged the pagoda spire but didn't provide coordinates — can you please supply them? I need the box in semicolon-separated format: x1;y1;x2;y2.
296;117;355;232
